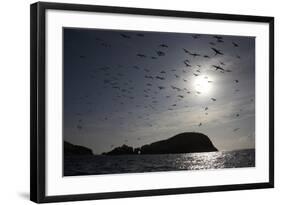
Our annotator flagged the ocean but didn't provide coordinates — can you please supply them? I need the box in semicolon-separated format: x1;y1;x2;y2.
64;149;255;176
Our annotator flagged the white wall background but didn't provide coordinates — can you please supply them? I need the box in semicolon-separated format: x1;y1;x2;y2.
0;0;279;204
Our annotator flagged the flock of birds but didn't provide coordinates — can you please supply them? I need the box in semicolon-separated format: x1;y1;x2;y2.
67;31;254;148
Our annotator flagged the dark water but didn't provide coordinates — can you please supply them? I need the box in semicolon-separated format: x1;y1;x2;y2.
64;149;255;176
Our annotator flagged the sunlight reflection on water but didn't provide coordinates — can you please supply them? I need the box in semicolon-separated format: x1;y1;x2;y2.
64;149;255;176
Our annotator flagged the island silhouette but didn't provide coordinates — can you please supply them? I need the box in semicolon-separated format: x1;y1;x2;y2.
64;132;218;156
64;141;93;156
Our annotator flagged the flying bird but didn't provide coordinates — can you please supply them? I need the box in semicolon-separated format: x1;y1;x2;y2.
184;60;191;67
171;86;181;91
120;33;131;39
212;65;225;71
183;48;190;54
189;52;200;57
211;47;224;55
192;34;201;39
211;98;217;101
156;50;165;56
137;53;146;58
232;42;239;47
156;76;165;80
159;44;168;48
213;35;223;41
145;75;153;79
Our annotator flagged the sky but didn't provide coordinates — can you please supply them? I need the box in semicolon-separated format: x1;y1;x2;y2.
63;28;255;154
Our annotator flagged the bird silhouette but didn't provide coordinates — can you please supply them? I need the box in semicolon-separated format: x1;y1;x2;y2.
192;34;201;39
183;48;190;54
120;33;131;39
159;44;168;48
137;53;146;58
211;98;217;101
145;75;154;79
211;47;224;55
232;42;239;47
184;60;191;67
156;50;165;56
212;65;225;71
156;76;165;80
190;52;200;57
213;35;223;41
171;86;181;91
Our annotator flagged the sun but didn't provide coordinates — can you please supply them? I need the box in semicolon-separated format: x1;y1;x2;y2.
193;75;213;95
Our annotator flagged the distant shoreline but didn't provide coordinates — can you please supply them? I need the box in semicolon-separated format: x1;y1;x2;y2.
65;148;255;157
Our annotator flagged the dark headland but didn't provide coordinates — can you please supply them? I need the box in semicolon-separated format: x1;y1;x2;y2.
64;132;217;156
64;141;93;156
103;132;218;155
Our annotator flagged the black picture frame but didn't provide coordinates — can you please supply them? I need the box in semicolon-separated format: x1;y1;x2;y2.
30;2;274;203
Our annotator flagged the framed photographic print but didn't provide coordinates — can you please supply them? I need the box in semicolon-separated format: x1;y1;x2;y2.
30;2;274;203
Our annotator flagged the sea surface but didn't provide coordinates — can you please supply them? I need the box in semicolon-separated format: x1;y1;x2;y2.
64;149;255;176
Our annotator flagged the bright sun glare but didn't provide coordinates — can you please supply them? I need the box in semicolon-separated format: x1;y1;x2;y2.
193;75;213;95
